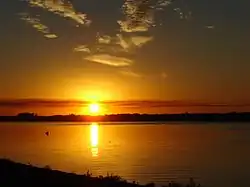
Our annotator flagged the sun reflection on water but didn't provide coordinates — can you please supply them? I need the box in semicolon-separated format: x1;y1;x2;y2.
90;122;99;157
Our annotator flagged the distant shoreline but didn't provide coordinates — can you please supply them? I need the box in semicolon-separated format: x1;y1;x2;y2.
0;112;250;122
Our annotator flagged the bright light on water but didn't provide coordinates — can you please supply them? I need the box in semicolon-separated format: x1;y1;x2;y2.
90;123;99;157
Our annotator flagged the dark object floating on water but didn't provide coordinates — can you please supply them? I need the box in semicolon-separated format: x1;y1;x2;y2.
45;131;49;136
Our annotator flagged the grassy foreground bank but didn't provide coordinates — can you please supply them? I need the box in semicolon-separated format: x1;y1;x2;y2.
0;159;200;187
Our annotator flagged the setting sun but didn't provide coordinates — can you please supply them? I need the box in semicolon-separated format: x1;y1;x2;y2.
80;101;104;115
89;103;100;114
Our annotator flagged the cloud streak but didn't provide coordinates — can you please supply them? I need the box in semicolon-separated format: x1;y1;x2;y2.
74;45;91;53
118;0;155;33
118;0;171;33
24;0;90;25
84;54;133;67
205;25;215;29
73;0;168;68
120;69;142;78
74;0;170;69
20;0;191;73
1;99;250;108
19;13;58;38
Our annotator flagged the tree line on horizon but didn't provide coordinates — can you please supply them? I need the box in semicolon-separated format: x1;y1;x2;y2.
0;112;250;122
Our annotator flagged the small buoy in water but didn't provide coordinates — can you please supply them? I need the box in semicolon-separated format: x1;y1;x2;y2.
45;131;49;136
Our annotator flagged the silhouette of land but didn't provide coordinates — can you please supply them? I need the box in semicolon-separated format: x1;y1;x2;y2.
0;112;250;122
0;159;200;187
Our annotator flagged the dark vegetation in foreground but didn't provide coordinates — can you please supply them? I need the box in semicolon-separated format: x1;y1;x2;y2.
0;159;200;187
0;112;250;122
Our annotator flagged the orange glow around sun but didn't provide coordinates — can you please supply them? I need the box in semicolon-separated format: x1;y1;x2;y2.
75;90;109;115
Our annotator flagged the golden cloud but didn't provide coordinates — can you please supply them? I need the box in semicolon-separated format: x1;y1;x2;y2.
84;54;133;67
74;45;91;53
20;13;57;39
120;70;142;78
26;0;90;25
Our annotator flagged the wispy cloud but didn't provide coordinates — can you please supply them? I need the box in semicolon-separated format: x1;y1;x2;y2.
96;34;153;53
118;0;171;33
130;35;153;47
118;0;155;33
173;7;192;20
44;33;58;39
75;33;153;68
73;45;91;53
97;34;112;44
205;25;215;29
115;34;153;51
24;0;90;25
1;99;250;109
19;13;57;39
105;100;250;108
84;54;133;67
0;99;83;107
120;69;142;78
157;0;172;8
115;34;130;51
74;0;167;69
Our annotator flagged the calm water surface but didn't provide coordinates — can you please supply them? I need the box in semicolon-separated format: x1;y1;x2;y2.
0;122;250;187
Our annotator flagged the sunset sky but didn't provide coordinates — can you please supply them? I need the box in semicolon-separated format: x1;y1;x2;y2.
0;0;250;115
